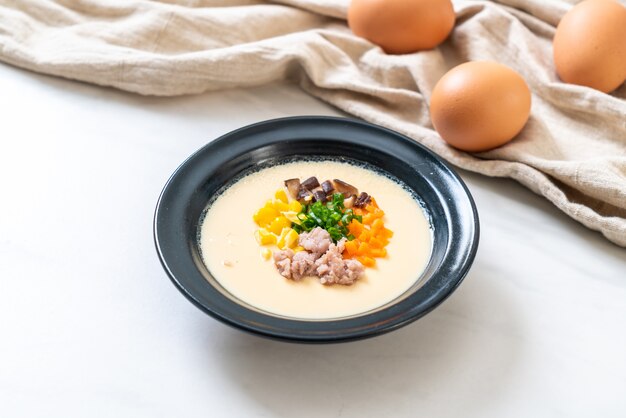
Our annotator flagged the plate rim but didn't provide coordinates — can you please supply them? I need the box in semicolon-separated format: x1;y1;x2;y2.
154;115;480;343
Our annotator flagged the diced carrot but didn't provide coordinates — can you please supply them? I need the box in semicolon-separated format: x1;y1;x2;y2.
370;248;387;258
369;198;379;208
358;230;371;242
380;228;394;239
365;204;377;213
371;218;384;232
357;241;370;256
348;219;364;235
357;256;376;267
362;213;374;225
369;237;387;249
344;240;359;257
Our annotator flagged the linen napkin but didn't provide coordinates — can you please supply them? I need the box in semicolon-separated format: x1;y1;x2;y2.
1;0;624;246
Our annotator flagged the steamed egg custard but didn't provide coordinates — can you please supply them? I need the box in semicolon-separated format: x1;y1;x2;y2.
198;160;432;319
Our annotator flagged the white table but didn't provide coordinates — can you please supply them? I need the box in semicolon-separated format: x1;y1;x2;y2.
1;62;625;417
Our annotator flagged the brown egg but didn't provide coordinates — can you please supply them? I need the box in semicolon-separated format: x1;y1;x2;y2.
430;61;532;152
348;0;455;54
553;0;626;93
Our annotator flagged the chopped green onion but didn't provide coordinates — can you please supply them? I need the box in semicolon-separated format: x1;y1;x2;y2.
291;192;363;242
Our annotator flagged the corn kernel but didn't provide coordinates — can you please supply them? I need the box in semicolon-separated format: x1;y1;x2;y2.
275;189;288;203
254;228;277;245
284;229;299;249
276;228;288;249
293;246;305;253
272;200;289;212
253;207;279;227
288;200;302;212
268;216;291;235
260;248;272;260
277;227;295;249
282;211;300;223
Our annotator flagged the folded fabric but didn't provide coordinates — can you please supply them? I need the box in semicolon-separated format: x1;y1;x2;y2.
1;0;624;246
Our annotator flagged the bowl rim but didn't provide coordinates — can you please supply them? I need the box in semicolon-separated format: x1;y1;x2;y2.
154;116;479;343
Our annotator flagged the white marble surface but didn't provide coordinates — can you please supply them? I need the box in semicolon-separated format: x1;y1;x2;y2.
1;62;625;417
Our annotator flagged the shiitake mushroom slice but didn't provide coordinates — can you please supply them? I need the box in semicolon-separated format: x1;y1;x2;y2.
284;178;301;199
332;179;358;197
297;186;314;202
301;176;320;190
286;177;369;207
321;180;334;194
354;192;371;208
312;189;327;203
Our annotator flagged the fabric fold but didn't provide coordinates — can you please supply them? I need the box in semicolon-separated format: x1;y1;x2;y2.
1;0;624;246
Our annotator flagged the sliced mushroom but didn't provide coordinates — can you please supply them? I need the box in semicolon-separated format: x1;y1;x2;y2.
354;192;371;208
343;194;356;209
284;178;301;199
332;179;358;197
297;186;313;202
313;190;327;203
321;180;334;194
301;176;320;191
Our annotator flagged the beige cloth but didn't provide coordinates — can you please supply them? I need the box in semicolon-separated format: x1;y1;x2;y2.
1;0;625;246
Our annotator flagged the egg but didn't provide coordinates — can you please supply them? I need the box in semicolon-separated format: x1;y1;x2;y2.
430;61;532;152
348;0;455;54
553;0;626;93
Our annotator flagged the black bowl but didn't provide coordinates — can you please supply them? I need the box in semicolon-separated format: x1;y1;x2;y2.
154;116;479;343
